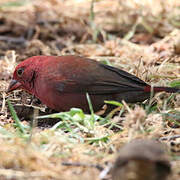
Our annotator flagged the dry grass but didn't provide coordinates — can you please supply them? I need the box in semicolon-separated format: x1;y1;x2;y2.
0;0;180;179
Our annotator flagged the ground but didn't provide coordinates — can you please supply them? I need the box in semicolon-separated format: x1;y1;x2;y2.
0;0;180;179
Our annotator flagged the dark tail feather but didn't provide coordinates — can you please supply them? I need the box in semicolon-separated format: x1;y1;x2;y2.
144;85;180;93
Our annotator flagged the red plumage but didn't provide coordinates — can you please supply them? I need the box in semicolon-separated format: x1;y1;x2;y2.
7;56;179;112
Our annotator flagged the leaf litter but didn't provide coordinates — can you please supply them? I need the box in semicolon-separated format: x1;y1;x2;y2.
0;0;180;179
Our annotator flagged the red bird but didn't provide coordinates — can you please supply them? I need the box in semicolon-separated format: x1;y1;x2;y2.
7;56;179;112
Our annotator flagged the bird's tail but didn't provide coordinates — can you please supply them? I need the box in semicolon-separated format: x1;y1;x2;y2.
144;85;180;93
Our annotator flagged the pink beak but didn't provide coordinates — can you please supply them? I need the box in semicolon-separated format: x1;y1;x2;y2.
7;79;22;93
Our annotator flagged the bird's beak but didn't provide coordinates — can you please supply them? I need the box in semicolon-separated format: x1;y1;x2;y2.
7;79;22;93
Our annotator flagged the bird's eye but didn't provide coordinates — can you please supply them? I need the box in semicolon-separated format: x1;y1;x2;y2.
17;67;24;77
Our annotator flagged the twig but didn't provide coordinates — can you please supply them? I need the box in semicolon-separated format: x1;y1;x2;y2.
28;108;39;144
0;35;27;44
99;163;112;179
61;162;103;171
0;92;6;112
159;135;180;141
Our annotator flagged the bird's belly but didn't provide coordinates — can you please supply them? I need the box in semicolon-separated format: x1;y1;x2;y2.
36;91;150;113
38;93;106;112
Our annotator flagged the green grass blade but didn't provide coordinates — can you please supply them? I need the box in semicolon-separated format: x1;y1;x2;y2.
104;100;123;107
86;93;95;129
169;80;180;88
7;100;26;134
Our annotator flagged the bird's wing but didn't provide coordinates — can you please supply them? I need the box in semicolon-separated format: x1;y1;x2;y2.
100;64;146;85
54;63;148;95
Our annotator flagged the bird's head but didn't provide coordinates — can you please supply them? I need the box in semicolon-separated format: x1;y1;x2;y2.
7;56;45;94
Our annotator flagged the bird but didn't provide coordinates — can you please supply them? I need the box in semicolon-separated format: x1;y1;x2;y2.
7;55;180;112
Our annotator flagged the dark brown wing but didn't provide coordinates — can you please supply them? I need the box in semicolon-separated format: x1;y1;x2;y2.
55;60;148;95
